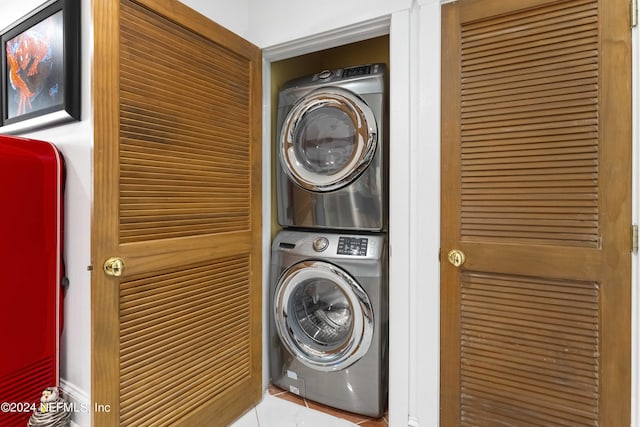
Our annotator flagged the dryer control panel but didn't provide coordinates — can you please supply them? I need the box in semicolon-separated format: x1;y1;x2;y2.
308;63;383;84
337;236;368;256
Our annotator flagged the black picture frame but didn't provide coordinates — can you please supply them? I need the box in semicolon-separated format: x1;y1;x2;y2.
0;0;80;134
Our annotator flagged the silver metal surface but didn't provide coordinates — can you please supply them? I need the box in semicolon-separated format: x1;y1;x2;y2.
280;87;378;192
276;63;388;231
269;229;388;417
273;260;374;371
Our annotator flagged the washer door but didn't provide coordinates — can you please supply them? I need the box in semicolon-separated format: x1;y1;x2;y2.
273;260;374;371
279;87;378;192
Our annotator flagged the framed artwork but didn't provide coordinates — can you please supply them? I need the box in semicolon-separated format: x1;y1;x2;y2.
0;0;80;133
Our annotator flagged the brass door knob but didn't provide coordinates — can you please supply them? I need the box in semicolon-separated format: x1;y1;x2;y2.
447;249;466;267
104;257;125;277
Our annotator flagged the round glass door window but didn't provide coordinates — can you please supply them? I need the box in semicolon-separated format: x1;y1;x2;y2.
280;87;378;192
273;260;374;371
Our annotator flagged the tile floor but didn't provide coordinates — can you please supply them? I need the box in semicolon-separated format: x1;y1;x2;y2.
230;386;388;427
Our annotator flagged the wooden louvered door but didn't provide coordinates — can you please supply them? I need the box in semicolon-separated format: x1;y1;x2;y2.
440;0;631;426
92;0;262;426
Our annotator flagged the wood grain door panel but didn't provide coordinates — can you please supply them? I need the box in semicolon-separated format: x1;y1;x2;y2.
441;0;631;425
93;1;262;426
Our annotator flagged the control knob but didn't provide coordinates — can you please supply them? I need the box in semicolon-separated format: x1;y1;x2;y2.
312;237;329;252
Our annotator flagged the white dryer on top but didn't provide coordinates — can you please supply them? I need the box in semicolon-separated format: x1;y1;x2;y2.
276;63;387;232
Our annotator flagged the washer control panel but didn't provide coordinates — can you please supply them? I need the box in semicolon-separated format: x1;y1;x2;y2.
274;231;384;260
336;237;368;256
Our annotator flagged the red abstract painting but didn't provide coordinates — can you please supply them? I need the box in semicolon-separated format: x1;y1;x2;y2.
5;11;63;119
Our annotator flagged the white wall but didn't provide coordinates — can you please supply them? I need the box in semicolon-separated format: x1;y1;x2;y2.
411;1;441;425
247;0;411;47
179;0;250;38
0;3;93;426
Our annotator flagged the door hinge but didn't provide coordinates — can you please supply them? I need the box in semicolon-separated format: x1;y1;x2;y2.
632;0;638;27
632;224;638;253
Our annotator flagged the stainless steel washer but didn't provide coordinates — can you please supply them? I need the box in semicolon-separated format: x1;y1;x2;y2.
269;229;388;417
276;63;387;231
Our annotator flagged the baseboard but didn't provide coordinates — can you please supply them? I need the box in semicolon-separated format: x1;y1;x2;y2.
60;378;90;427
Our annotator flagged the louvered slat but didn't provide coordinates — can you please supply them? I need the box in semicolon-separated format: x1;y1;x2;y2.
119;256;252;426
116;2;259;426
459;0;599;247
461;272;599;427
119;1;252;243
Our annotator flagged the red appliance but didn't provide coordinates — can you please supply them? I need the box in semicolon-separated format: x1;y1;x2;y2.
0;135;65;426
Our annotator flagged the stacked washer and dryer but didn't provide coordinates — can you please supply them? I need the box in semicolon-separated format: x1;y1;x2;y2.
270;63;389;417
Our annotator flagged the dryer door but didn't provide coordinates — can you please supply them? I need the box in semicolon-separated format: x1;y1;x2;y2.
279;87;377;192
274;260;374;371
